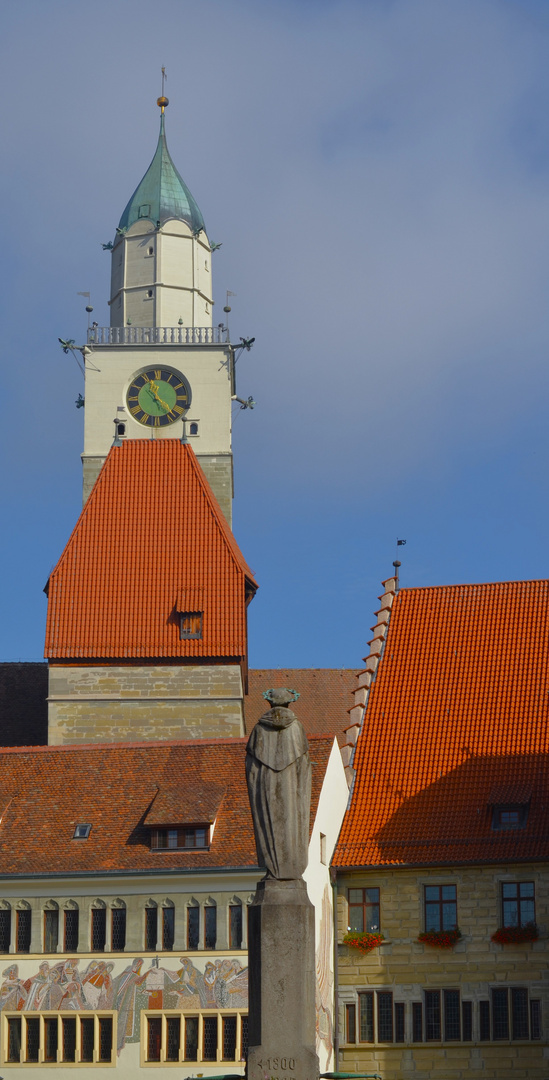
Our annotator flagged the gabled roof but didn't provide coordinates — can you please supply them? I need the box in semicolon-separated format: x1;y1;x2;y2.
0;736;334;876
45;440;257;660
118;113;205;235
246;669;359;746
334;579;549;868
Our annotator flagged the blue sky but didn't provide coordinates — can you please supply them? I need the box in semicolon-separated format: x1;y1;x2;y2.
2;0;549;667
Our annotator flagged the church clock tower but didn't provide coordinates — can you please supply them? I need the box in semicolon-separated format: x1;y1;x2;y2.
82;96;234;524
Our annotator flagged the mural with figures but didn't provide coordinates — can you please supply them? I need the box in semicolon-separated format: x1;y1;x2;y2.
0;955;248;1055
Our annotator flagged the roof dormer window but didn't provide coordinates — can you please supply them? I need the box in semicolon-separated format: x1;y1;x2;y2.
492;805;528;831
179;612;202;640
151;825;209;851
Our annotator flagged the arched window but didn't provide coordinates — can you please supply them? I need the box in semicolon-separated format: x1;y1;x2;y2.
0;901;11;953
161;899;175;952
187;900;199;951
64;901;79;952
44;900;59;953
204;898;217;949
145;899;158;951
111;899;126;952
91;899;106;952
190;422;198;436
15;901;31;953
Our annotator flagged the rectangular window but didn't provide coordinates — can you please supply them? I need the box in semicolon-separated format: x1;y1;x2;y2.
492;804;528;830
377;991;393;1042
502;882;535;928
62;1016;76;1062
26;1017;40;1062
80;1017;94;1062
7;1017;21;1062
348;887;380;932
320;833;327;864
0;909;11;952
91;907;106;951
187;907;199;950
180;612;203;639
531;1000;541;1040
163;907;175;951
222;1015;237;1059
425;990;441;1041
358;992;373;1042
229;904;243;949
424;884;457;932
145;907;157;951
241;1015;249;1061
479;1000;490;1041
492;988;509;1040
412;1001;423;1042
346;1003;356;1043
394;1002;405;1043
147;1017;162;1061
205;906;217;949
166;1016;181;1061
511;987;529;1040
443;990;460;1041
112;907;126;951
462;1000;473;1042
16;910;31;953
64;908;79;951
185;1016;199;1060
152;825;209;850
203;1015;218;1060
98;1017;113;1062
44;1017;58;1062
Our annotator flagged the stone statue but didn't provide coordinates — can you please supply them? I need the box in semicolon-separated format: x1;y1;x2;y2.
246;688;312;880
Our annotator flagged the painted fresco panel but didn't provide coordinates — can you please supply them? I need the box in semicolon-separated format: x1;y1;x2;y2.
0;955;248;1057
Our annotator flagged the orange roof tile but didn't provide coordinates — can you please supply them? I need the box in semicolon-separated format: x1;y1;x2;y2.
0;736;334;876
246;669;359;746
334;579;549;868
45;441;257;660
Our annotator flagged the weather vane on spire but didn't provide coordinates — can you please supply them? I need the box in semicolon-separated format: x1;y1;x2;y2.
157;66;169;112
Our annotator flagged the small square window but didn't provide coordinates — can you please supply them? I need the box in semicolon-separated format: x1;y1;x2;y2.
180;612;203;640
73;824;92;839
138;204;151;218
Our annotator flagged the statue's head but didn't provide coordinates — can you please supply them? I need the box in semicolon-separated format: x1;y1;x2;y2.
263;688;300;708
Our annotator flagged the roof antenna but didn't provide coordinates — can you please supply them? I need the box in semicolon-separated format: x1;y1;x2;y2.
157;66;169;113
394;538;407;593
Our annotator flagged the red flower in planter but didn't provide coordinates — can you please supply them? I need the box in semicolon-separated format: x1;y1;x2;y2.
418;928;462;949
343;931;385;954
491;923;538;945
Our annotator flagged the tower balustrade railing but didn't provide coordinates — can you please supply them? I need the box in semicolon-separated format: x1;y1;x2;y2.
87;326;228;345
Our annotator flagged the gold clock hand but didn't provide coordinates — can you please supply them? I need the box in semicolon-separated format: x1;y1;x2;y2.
147;381;170;412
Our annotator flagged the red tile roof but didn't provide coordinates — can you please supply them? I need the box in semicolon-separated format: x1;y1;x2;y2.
0;736;334;876
246;670;359;746
45;441;257;660
334;579;549;868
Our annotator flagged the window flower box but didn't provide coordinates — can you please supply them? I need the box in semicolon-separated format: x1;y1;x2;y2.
491;923;538;945
342;931;385;954
417;928;461;949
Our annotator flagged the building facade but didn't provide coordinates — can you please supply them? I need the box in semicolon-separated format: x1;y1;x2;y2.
334;577;549;1079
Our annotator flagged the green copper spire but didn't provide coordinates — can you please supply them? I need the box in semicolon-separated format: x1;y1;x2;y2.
118;111;205;236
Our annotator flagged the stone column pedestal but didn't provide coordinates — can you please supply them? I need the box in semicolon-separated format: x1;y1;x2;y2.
247;877;319;1080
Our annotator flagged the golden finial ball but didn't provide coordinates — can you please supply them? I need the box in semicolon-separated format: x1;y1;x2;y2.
157;96;169;109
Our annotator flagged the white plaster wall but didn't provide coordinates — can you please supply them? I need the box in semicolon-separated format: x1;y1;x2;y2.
110;221;212;330
304;739;348;1072
82;345;232;461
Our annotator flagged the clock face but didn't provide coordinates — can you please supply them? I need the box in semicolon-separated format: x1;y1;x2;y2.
126;367;191;427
